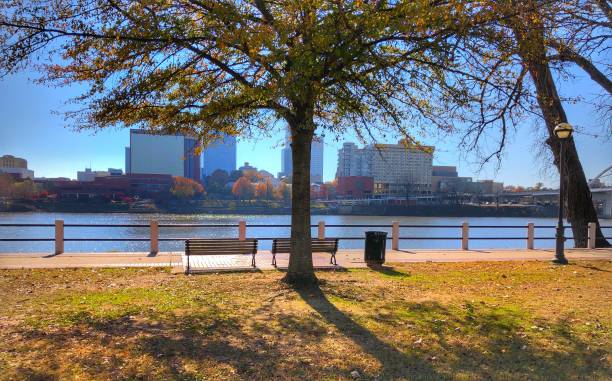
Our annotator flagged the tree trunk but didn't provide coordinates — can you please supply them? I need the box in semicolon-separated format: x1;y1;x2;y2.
282;113;318;285
523;54;610;248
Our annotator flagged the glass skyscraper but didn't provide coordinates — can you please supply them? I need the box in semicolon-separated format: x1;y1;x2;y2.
202;134;237;177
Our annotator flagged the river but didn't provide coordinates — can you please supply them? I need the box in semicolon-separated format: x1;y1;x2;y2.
0;212;610;253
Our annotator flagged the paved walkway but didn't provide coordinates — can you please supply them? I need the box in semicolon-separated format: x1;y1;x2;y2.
0;248;610;272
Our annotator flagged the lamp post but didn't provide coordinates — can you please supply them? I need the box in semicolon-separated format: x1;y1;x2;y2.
553;122;573;264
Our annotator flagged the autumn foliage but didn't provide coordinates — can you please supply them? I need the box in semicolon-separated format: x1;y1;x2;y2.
170;177;205;199
231;177;255;200
254;178;274;200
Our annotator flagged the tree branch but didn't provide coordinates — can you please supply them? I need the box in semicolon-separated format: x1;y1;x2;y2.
549;40;612;95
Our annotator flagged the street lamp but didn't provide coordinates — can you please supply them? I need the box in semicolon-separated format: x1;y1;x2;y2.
553;122;573;264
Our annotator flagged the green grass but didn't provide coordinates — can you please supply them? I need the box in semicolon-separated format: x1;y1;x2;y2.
0;261;610;380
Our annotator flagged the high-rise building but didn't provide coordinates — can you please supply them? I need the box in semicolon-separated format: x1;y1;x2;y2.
278;131;324;183
125;130;200;181
202;134;237;177
0;154;34;179
336;143;370;177
279;146;292;179
311;137;324;183
336;140;433;196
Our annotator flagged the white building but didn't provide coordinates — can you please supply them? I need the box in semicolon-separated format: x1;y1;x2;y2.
0;155;34;179
125;130;200;181
336;140;433;195
77;168;123;182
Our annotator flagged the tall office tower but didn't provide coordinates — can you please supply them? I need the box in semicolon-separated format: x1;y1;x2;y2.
202;134;237;177
279;145;292;179
310;137;324;183
279;130;324;183
126;130;200;181
336;140;434;195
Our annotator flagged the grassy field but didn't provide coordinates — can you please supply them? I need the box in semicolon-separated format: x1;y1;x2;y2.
0;261;610;380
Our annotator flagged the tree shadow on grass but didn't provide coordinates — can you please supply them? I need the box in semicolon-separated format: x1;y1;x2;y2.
296;284;440;380
365;264;411;278
574;263;612;273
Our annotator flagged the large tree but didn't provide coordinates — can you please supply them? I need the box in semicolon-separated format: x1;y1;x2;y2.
510;0;610;247
2;1;535;283
453;0;610;247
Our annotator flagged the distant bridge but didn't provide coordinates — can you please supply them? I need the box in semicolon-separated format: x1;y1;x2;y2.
589;165;612;187
489;188;612;218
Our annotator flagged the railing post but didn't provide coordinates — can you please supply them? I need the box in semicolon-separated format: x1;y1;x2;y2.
239;220;246;241
527;222;534;250
318;221;325;240
54;219;64;255
461;222;469;250
392;221;400;250
150;220;158;254
588;222;596;249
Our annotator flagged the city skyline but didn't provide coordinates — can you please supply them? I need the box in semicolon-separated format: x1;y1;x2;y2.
0;69;610;186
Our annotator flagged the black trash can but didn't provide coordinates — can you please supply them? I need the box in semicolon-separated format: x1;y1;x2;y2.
364;231;387;264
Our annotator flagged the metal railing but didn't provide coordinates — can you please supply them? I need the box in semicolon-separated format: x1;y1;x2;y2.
0;220;609;254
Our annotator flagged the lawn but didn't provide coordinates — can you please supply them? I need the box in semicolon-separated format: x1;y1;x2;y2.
0;261;610;380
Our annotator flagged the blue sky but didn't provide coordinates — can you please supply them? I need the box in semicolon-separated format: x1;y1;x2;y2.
0;69;610;187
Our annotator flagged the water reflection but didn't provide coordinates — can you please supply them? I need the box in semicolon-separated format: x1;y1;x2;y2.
0;212;609;252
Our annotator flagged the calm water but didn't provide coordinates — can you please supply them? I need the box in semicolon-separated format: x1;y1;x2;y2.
0;212;610;253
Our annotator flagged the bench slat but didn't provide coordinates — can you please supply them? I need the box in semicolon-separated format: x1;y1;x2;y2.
187;249;256;253
187;244;257;249
272;238;338;254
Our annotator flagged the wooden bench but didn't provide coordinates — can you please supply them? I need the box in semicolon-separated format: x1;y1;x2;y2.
185;239;258;273
271;238;339;267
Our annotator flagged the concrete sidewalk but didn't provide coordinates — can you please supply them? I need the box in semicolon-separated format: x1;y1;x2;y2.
0;248;610;272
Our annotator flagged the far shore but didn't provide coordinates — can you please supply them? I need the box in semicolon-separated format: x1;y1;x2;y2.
0;199;564;218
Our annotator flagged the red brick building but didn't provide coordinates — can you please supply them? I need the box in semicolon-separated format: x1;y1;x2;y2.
336;176;374;198
51;174;173;199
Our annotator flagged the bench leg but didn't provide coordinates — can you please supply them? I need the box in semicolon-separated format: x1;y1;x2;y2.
252;253;256;268
331;252;337;266
272;252;276;267
186;254;190;274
